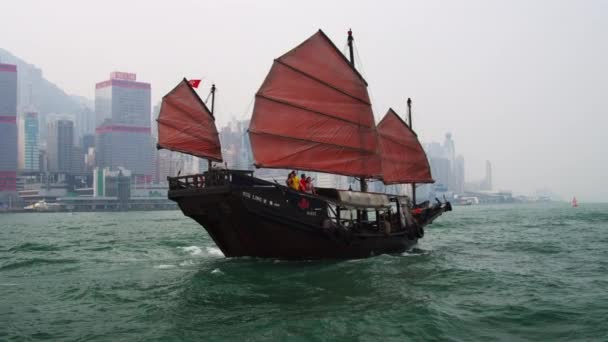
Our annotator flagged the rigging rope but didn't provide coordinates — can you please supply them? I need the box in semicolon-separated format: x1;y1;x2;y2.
240;96;255;121
354;42;380;123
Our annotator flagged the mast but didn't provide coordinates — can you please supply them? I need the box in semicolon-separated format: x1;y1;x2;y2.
407;98;416;205
210;84;216;115
208;84;216;171
347;29;355;69
348;29;367;192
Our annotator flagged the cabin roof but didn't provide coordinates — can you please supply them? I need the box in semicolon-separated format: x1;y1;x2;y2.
316;188;390;208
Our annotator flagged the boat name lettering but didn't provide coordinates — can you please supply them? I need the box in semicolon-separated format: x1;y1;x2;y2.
242;191;281;208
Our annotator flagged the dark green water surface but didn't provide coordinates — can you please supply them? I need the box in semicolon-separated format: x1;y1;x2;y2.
1;203;607;341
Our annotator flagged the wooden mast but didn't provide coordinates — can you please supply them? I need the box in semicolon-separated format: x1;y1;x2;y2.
407;97;416;205
348;29;368;193
208;84;216;171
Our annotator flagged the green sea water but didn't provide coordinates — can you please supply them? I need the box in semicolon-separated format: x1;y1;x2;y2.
1;203;607;341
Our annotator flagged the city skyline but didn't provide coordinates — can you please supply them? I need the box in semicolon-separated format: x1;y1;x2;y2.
0;60;585;202
1;0;606;201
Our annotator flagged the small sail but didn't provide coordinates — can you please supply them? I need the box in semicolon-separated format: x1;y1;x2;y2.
249;29;381;178
156;78;222;162
378;109;434;184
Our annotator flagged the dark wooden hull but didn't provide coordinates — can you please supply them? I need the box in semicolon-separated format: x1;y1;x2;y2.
168;172;450;260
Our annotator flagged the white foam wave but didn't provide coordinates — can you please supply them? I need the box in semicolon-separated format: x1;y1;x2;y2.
205;247;224;257
211;268;223;274
177;246;224;258
178;246;204;256
154;264;176;269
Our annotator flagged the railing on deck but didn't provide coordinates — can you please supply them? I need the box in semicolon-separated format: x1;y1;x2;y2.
168;169;254;190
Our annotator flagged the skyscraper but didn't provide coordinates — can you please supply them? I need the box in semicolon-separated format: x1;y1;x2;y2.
0;63;18;195
483;160;493;191
47;119;74;173
454;155;465;194
95;72;154;177
75;106;95;142
19;112;40;171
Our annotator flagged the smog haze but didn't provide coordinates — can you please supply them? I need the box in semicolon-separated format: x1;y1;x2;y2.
1;0;606;201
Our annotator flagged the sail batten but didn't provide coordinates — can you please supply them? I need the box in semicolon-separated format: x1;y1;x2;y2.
157;78;222;162
249;29;381;178
255;94;370;126
378;108;434;184
274;59;371;106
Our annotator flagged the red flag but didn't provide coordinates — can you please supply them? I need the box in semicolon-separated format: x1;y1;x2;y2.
188;79;202;88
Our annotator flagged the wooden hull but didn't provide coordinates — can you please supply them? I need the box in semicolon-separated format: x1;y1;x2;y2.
168;172;450;260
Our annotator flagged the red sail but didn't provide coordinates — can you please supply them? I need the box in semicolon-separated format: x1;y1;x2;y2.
249;29;381;178
157;79;222;162
378;109;434;184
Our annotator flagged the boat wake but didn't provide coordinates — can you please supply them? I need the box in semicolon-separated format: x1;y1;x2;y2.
401;247;432;257
177;245;224;257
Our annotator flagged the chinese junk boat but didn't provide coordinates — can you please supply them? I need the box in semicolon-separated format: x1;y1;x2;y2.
158;30;451;259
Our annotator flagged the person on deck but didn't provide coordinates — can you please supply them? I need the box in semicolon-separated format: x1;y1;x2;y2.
299;173;307;192
306;176;315;195
291;171;300;191
286;171;294;188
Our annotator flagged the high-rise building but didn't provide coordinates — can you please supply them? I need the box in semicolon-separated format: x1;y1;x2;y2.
70;146;85;175
482;160;492;191
75;106;95;142
453;155;465;194
443;133;455;163
95;72;154;176
81;134;95;151
151;102;160;140
430;157;450;189
19;112;40;172
0;63;18;196
47;119;74;173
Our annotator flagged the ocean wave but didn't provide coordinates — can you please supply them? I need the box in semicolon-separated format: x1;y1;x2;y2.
8;242;61;252
154;264;177;269
0;258;78;271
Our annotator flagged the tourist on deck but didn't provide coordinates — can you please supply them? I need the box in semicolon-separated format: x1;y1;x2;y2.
290;171;300;191
299;173;307;192
306;176;315;195
286;171;294;187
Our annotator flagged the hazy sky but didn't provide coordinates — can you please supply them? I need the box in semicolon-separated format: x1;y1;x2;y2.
1;0;606;201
